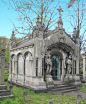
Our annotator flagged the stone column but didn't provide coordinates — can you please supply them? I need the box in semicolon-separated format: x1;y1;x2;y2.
8;56;12;82
72;58;73;74
76;46;80;74
0;56;5;85
15;58;17;74
83;56;86;79
76;59;79;74
59;59;61;78
9;56;12;74
38;58;42;76
61;59;64;81
14;56;18;82
38;38;43;76
23;57;25;84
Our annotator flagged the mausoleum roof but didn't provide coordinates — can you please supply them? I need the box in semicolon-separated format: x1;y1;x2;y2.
10;38;34;50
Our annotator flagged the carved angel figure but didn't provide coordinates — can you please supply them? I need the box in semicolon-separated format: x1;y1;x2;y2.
46;54;52;74
65;55;72;74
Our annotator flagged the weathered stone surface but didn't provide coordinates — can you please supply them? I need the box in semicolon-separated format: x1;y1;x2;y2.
0;56;5;85
8;8;80;92
48;101;53;104
82;54;86;80
77;94;82;104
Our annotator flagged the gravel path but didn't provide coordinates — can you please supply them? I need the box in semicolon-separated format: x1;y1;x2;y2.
64;91;86;99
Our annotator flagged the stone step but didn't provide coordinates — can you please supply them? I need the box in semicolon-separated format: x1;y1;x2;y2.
54;84;71;87
81;79;86;83
54;83;66;86
0;94;14;98
54;81;64;84
48;81;81;94
0;85;7;90
52;86;76;91
0;90;11;96
54;82;68;85
48;88;78;94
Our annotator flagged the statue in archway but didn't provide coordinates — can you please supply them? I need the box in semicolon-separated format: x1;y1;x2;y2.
45;54;52;74
65;55;72;74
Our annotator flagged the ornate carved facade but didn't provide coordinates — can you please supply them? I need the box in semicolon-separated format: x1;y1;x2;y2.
8;6;81;92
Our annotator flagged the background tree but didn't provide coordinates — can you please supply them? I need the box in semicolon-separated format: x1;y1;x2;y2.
3;0;60;38
63;0;86;53
65;0;86;75
5;38;9;63
0;36;7;56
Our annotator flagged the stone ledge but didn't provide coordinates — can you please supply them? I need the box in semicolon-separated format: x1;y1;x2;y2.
81;79;86;83
33;88;47;94
7;80;47;94
68;80;82;87
0;94;14;98
32;76;44;78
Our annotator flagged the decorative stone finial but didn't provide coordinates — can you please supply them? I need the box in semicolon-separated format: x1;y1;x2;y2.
37;15;40;22
73;28;77;38
10;30;17;49
12;30;15;37
57;6;63;28
72;28;78;43
12;30;14;34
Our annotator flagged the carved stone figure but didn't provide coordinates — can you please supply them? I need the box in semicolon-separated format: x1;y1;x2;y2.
77;94;82;104
38;31;43;38
46;54;52;74
65;55;72;74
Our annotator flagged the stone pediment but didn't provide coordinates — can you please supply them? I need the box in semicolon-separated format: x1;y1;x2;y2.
11;38;35;50
44;28;76;54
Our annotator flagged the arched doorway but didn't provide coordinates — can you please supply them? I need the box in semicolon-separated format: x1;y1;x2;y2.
51;55;59;80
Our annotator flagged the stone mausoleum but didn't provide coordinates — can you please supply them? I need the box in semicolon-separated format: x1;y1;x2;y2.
8;6;81;92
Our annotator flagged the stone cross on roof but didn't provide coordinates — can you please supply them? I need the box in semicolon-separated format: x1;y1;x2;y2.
57;6;63;18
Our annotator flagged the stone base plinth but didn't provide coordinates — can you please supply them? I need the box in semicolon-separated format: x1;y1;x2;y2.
81;79;86;83
64;74;82;87
8;76;47;93
64;74;72;82
69;81;82;87
46;75;54;88
30;77;47;90
8;80;47;94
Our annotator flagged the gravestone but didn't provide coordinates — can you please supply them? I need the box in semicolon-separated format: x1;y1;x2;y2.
77;94;82;104
48;101;53;104
23;91;28;102
0;56;5;84
0;56;14;98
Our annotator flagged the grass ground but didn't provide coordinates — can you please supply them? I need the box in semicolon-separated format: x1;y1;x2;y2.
0;70;86;104
4;70;9;79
